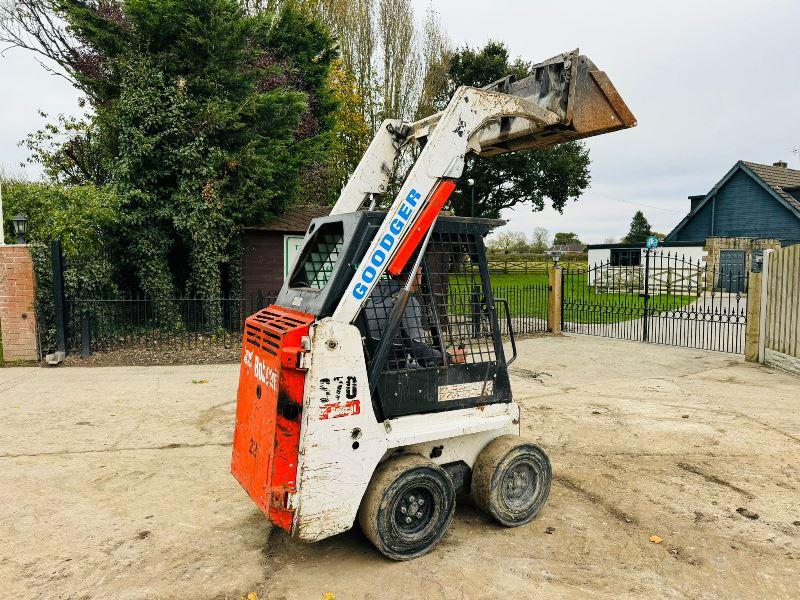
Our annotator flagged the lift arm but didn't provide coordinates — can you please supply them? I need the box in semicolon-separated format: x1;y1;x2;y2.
329;50;636;324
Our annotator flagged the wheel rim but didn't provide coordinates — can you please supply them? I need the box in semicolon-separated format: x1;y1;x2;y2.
500;459;539;512
393;486;434;534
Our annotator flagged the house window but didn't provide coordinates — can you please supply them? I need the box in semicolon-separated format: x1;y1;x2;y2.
610;249;641;267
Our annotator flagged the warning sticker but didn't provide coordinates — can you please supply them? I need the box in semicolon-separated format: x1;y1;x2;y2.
438;381;493;402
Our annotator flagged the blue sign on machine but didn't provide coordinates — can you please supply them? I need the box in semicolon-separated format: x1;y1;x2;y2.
646;235;659;249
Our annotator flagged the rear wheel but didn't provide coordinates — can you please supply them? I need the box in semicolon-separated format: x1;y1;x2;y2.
471;435;552;527
358;454;455;560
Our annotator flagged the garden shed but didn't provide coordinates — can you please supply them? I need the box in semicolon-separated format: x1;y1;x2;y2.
241;205;330;299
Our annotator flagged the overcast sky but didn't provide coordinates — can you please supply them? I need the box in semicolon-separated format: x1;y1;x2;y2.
2;0;799;243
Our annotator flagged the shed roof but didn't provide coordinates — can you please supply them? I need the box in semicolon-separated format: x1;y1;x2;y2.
245;205;331;233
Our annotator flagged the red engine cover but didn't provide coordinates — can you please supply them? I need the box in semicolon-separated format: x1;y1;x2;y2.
231;305;314;532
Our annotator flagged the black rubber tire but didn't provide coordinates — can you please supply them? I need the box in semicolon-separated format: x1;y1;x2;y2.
471;435;552;527
358;454;455;560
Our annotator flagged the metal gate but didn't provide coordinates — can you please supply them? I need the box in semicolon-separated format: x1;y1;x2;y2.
562;250;748;353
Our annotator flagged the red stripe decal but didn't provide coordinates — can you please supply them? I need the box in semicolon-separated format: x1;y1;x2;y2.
387;180;456;276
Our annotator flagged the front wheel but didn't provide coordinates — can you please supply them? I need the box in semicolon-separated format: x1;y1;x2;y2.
358;454;455;560
471;435;552;527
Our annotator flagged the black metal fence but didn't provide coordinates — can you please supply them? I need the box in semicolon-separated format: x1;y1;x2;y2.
62;284;549;358
65;292;278;355
55;252;749;358
493;284;549;336
562;251;748;353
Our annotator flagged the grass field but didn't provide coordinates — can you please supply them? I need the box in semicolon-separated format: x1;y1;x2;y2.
490;273;549;287
487;272;698;324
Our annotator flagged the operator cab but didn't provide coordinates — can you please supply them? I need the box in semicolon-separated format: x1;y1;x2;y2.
275;212;515;420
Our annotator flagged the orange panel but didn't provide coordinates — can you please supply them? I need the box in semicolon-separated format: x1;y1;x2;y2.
231;305;314;532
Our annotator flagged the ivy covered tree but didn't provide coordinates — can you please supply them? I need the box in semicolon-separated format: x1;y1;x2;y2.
2;0;338;310
623;210;653;243
430;41;591;219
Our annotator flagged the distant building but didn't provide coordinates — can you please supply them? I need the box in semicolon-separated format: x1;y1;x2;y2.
587;160;800;289
241;205;330;298
548;243;586;254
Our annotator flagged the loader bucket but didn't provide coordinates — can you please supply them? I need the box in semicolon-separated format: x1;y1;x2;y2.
407;50;636;158
474;50;636;156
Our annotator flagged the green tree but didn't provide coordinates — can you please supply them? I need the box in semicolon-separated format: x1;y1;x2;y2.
296;0;451;129
1;181;119;282
530;227;550;253
623;211;653;243
432;41;591;218
326;59;371;202
487;231;528;254
19;106;112;185
2;1;338;309
553;232;582;246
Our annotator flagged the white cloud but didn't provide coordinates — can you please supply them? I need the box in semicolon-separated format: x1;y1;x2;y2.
0;47;83;179
414;0;800;242
1;0;799;244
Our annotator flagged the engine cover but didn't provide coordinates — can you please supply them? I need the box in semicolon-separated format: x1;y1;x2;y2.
231;305;314;532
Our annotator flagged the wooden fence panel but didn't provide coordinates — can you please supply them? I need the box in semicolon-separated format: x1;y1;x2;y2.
486;255;586;275
764;244;800;371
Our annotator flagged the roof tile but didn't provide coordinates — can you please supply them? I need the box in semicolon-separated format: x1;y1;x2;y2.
246;205;331;232
743;161;800;211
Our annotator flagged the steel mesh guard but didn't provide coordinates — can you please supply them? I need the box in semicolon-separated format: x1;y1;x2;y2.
362;230;498;375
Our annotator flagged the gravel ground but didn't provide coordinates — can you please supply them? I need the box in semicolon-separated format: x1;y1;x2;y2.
61;343;240;366
1;334;798;599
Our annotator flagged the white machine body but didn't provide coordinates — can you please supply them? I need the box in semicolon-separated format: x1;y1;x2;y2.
231;49;635;548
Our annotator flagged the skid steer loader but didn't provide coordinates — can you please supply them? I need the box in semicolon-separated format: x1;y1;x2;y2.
231;50;635;560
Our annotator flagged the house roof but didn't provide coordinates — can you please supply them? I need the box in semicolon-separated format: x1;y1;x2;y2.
666;160;800;240
587;240;704;250
245;205;331;232
549;243;586;253
742;161;800;211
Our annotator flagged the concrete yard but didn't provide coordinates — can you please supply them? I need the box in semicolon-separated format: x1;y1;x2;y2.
1;335;799;599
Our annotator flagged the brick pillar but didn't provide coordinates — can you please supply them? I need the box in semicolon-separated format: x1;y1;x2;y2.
0;245;38;361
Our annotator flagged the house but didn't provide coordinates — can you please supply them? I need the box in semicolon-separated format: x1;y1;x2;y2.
587;160;800;286
241;205;330;298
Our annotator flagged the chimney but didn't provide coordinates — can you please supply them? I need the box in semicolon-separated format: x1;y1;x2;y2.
773;160;788;168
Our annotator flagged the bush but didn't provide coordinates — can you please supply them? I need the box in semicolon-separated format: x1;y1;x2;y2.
2;181;121;353
2;181;120;293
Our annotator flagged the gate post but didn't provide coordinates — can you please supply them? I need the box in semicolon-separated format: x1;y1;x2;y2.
757;249;774;363
642;249;651;342
80;308;92;358
547;266;562;334
745;272;761;362
51;239;67;357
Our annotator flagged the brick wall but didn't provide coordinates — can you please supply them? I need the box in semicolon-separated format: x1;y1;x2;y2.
0;245;38;361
